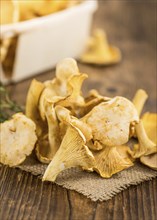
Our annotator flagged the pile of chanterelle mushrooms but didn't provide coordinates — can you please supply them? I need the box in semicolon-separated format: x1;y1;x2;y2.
0;58;157;182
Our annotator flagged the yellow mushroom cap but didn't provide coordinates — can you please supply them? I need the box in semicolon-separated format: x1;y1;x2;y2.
0;113;37;166
56;58;79;81
139;113;157;170
25;79;45;137
140;153;157;170
0;0;19;25
80;29;121;65
83;96;139;147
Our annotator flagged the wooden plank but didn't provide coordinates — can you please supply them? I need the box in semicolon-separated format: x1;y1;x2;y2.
0;167;70;220
66;190;96;220
0;166;156;220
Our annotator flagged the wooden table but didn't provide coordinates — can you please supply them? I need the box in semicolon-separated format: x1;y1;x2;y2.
0;1;156;219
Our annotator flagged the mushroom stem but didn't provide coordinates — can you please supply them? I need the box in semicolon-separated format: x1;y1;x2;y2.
132;89;148;117
25;79;45;137
93;29;110;58
43;125;95;182
55;105;93;141
131;120;157;158
80;29;121;65
45;102;61;157
141;113;157;144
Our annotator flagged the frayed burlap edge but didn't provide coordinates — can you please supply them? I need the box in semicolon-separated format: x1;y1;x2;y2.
1;155;157;202
8;155;156;201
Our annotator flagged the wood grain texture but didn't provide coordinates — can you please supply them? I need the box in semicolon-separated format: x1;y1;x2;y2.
0;166;156;220
1;1;157;220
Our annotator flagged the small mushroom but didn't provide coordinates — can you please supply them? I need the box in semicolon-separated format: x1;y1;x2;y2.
0;0;19;25
0;113;37;166
132;89;148;117
129;89;148;138
0;0;19;62
42;125;95;182
56;58;79;82
79;29;121;65
140;153;157;170
92;145;134;178
141;112;157;144
39;58;84;119
26;79;45;137
139;113;157;170
130;120;157;158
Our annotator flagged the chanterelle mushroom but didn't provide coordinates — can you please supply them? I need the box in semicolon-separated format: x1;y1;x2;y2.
26;79;51;164
0;0;19;25
39;58;87;121
139;113;157;170
82;96;139;148
130;120;156;158
38;58;81;120
35;100;62;164
56;57;79;82
0;113;37;166
79;29;121;65
36;58;87;163
0;0;19;63
42;125;95;182
18;58;157;180
141;112;157;144
132;89;148;117
55;96;138;178
26;79;45;137
140;153;157;170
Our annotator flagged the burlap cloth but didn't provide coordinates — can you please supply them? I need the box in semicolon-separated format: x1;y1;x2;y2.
11;153;156;202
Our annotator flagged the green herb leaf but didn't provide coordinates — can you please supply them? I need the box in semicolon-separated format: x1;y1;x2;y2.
0;82;24;123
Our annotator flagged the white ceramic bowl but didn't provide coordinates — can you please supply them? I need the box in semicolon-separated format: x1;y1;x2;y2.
0;0;97;83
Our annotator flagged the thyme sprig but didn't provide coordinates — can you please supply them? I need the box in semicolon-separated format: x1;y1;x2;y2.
0;83;24;123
